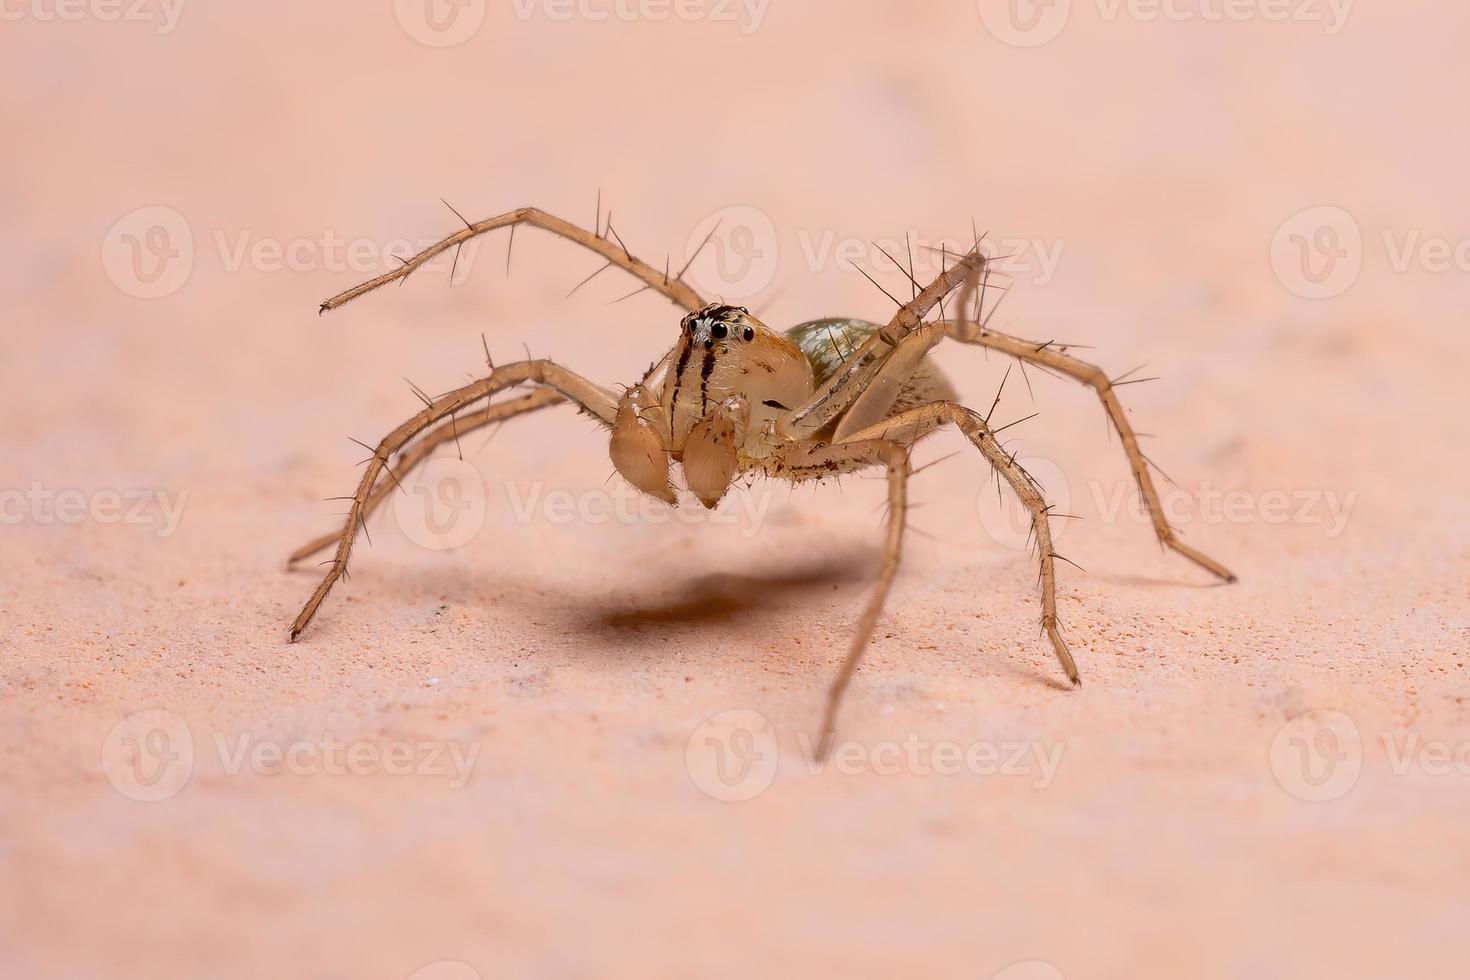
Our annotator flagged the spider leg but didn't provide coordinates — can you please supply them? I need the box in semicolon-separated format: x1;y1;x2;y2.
931;318;1236;582
881;245;985;340
831;322;948;441
777;248;985;440
320;206;705;314
838;402;1080;690
287;388;566;566
775;438;911;761
289;360;616;641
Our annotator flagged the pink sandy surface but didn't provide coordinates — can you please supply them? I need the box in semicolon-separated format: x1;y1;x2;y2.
3;3;1468;978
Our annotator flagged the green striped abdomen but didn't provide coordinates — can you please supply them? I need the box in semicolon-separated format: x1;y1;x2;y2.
785;318;957;434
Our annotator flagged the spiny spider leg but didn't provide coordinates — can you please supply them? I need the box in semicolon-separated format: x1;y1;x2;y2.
777;246;986;440
817;302;1235;583
320;206;706;314
287;388;566;566
930;317;1236;582
777;438;912;761
289;360;616;641
838;402;1080;689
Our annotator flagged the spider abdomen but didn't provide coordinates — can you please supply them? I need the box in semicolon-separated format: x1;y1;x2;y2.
786;318;957;439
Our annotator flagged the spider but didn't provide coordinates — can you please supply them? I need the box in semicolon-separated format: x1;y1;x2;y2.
287;205;1236;757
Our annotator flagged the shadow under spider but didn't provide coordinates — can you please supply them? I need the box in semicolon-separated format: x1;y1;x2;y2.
595;551;877;631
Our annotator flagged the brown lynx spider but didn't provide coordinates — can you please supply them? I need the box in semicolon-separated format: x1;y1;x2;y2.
287;205;1236;757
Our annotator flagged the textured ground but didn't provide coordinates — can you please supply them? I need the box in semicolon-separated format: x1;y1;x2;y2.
3;3;1468;978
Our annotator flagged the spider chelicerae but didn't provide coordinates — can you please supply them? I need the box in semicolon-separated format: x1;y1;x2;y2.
287;205;1236;756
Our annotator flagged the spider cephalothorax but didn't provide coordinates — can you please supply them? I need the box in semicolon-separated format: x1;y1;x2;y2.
611;301;814;508
289;204;1237;757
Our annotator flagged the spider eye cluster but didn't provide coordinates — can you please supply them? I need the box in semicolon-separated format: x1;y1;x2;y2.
684;304;756;346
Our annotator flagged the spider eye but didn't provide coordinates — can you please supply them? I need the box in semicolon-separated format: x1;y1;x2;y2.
711;322;728;340
742;326;755;342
